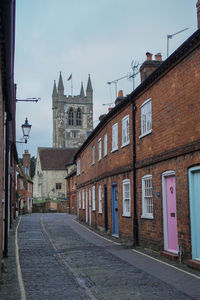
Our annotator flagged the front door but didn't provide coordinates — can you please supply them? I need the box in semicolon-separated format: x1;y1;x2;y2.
104;185;108;232
85;189;88;223
189;167;200;260
165;175;178;253
89;188;92;226
112;184;118;236
162;172;178;253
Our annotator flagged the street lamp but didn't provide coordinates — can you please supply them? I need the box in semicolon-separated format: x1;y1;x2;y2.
17;117;32;144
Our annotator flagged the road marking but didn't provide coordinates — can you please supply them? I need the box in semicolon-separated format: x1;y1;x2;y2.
15;216;26;300
132;249;200;280
73;217;200;280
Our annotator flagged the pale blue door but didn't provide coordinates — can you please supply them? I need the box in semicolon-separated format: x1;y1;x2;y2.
189;166;200;260
112;184;119;236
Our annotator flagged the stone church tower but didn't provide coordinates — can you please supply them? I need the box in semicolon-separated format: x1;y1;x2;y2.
52;73;93;148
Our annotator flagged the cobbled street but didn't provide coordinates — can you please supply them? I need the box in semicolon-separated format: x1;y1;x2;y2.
1;213;200;300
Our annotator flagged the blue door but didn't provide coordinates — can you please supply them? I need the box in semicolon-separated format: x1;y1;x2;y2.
189;166;200;260
112;184;119;236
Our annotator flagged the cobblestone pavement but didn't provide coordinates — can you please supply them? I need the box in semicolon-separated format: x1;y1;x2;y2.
1;213;200;300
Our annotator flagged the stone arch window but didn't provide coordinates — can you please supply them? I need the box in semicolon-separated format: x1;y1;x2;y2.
68;108;74;126
76;108;82;126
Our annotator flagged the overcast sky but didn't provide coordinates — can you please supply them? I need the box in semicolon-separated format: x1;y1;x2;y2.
15;0;198;158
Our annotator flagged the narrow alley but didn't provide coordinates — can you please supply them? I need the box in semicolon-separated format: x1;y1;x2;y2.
1;213;200;300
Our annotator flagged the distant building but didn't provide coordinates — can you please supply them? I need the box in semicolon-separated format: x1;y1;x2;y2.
52;73;93;148
17;150;33;214
33;148;77;208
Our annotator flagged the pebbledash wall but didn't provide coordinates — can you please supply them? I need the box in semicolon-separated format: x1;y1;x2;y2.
75;25;200;261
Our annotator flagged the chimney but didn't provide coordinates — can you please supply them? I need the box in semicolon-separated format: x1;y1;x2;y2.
22;150;30;175
197;0;200;28
140;52;162;82
115;90;125;106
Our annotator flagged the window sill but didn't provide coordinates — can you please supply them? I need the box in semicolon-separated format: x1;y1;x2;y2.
121;142;130;148
141;214;154;219
122;214;131;218
98;212;102;215
139;130;152;139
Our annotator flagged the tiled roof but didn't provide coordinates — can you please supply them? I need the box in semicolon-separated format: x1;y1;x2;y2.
38;148;77;170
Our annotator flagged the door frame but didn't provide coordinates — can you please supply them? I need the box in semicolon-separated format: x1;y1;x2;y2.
162;170;178;253
104;185;108;232
188;166;200;260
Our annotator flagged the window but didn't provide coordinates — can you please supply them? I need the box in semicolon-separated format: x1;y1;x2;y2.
81;156;84;173
79;191;81;209
104;133;107;157
92;185;96;211
68;108;74;125
56;183;62;190
123;179;131;217
98;138;102;161
92;145;95;165
77;159;80;175
98;185;102;213
140;98;152;137
142;175;153;218
112;123;118;152
122;115;130;147
76;108;82;126
82;189;85;209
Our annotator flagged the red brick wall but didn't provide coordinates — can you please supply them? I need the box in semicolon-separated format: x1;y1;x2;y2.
77;103;134;241
134;46;200;258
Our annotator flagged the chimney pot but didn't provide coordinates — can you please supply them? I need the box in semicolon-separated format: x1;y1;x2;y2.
118;90;123;97
146;52;153;61
155;53;162;61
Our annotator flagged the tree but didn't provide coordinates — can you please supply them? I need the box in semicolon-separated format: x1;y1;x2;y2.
30;156;36;178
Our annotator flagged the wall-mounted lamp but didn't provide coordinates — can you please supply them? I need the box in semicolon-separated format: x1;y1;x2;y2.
16;118;32;144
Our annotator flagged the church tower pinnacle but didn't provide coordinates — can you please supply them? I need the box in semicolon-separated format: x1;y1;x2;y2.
52;80;57;97
86;74;93;102
58;72;64;95
80;82;85;97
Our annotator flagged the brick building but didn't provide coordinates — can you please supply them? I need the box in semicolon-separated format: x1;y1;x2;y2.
0;0;18;263
66;166;77;214
75;11;200;263
17;150;33;214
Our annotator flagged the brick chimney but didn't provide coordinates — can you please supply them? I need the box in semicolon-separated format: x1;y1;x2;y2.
22;150;30;175
140;52;162;82
115;90;125;106
197;0;200;28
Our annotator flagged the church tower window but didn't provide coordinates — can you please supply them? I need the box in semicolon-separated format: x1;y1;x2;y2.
76;108;82;126
68;108;74;126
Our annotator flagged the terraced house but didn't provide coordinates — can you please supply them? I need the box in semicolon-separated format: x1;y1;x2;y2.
74;6;200;266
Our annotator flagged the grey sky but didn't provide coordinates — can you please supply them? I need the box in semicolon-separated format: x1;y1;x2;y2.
15;0;198;157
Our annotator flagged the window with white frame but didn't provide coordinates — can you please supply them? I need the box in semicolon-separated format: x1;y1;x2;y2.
123;179;131;217
82;189;85;209
122;115;130;147
79;191;81;209
142;175;153;218
98;185;102;213
140;98;152;137
92;145;95;165
104;133;107;157
92;185;96;211
77;159;80;175
112;123;118;152
98;138;102;161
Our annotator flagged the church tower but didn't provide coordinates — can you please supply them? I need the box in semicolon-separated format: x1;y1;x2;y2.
52;73;93;148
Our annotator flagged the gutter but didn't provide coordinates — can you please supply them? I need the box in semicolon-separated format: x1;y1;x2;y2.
132;102;138;247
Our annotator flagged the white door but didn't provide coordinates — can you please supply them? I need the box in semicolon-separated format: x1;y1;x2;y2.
89;188;92;225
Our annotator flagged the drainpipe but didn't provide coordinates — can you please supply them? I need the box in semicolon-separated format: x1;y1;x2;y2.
132;102;138;247
3;118;9;257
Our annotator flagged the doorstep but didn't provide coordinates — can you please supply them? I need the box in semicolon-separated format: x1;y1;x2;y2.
160;250;178;261
186;259;200;271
